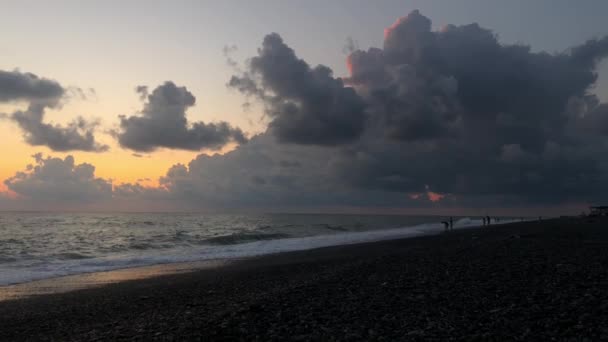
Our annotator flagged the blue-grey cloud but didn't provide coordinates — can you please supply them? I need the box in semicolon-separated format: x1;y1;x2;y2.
219;10;608;207
11;103;108;152
1;69;108;152
0;70;64;104
340;10;608;202
115;81;247;152
229;33;367;146
4;153;112;202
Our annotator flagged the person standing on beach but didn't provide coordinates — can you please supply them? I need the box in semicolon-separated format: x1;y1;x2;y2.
449;217;454;230
441;221;449;231
482;217;486;226
486;216;491;225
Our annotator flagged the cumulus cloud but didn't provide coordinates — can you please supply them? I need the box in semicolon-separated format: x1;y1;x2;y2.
5;11;608;211
345;10;608;147
11;104;108;152
339;12;608;201
4;153;112;202
155;133;424;208
0;69;108;152
229;33;367;146
220;10;608;207
115;81;247;152
0;70;64;104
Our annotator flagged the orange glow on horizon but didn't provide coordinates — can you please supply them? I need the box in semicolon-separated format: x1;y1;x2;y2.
346;55;354;75
427;191;445;202
0;186;19;199
409;185;447;203
0;138;242;196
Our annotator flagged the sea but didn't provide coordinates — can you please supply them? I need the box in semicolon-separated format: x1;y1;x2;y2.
0;212;503;286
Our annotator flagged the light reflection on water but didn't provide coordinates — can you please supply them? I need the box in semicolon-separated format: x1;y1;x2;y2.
0;259;227;301
0;212;491;289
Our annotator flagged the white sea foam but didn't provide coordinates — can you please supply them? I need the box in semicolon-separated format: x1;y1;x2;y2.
0;217;519;286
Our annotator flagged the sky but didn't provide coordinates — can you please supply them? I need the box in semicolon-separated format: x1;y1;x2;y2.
1;0;608;214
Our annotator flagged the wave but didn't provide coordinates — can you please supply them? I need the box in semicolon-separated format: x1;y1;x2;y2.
203;232;291;245
54;252;91;260
0;217;519;286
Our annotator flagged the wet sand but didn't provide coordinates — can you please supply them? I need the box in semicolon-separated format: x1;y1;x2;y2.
0;260;228;302
1;217;607;340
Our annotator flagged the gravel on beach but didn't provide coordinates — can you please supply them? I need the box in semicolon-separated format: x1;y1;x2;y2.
1;217;607;341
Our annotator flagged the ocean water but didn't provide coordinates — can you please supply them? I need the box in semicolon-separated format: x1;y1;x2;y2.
0;212;493;286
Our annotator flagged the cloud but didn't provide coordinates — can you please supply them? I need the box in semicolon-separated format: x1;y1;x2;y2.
220;10;608;207
4;11;608;212
223;44;239;68
4;153;112;202
11;103;109;152
229;33;367;146
0;70;64;104
155;133;422;208
342;37;359;55
115;81;247;152
1;69;108;152
569;36;608;67
336;10;608;203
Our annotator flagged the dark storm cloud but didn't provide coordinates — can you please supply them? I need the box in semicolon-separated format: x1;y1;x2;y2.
229;33;367;145
114;11;608;208
569;36;608;67
4;154;112;201
1;69;108;152
219;10;608;207
348;9;600;144
115;81;247;152
331;10;608;203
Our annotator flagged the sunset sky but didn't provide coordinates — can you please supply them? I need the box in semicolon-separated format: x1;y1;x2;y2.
1;0;608;214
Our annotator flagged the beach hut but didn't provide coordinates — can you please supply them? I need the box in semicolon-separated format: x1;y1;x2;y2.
589;206;608;216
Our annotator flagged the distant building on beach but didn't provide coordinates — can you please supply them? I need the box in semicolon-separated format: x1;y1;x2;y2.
589;206;608;216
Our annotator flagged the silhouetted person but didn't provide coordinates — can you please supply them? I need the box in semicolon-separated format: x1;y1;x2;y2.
449;217;454;230
486;216;491;225
441;221;449;231
482;217;486;226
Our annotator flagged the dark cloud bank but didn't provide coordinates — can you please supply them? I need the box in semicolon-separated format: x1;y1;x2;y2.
229;33;367;145
4;11;608;212
0;69;108;152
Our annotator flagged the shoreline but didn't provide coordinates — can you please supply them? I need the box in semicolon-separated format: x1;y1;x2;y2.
0;217;496;296
2;217;606;340
0;259;230;302
0;218;517;300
